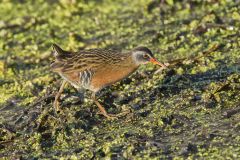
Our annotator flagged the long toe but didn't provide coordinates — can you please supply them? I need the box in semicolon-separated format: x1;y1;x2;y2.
97;110;130;120
53;102;59;113
53;101;63;115
116;109;131;117
105;114;118;120
54;108;61;115
96;111;117;120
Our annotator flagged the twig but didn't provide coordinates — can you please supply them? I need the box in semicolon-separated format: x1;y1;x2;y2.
169;43;220;67
155;44;221;74
222;106;240;118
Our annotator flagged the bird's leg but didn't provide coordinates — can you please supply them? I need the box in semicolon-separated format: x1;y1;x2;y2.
91;92;118;120
54;80;67;112
77;87;85;103
91;92;130;120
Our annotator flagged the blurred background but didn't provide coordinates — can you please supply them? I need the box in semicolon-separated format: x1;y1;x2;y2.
0;0;240;159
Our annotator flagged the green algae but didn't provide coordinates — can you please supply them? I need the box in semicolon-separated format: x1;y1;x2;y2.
0;0;240;159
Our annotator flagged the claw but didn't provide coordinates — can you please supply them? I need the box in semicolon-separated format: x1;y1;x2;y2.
97;109;130;120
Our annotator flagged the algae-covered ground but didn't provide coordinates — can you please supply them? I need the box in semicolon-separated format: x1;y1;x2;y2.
0;0;240;159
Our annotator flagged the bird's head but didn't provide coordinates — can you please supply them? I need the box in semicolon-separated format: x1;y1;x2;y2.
131;46;166;68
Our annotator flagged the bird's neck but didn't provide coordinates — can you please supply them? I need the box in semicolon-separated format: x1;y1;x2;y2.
122;53;140;68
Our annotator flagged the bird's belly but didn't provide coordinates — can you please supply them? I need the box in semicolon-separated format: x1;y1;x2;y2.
90;66;138;92
59;71;92;90
59;72;81;89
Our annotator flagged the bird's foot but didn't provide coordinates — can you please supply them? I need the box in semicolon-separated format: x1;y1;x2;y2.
53;100;62;115
97;109;130;120
103;113;118;120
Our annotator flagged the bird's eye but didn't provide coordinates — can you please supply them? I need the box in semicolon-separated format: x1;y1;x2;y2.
143;54;148;59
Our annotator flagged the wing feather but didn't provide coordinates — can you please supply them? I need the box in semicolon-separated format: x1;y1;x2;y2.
51;48;129;73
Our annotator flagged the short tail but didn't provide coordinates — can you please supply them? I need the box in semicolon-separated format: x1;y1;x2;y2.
52;43;72;60
52;43;66;56
51;44;67;72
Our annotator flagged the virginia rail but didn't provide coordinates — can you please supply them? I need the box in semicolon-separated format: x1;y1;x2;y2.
51;44;166;119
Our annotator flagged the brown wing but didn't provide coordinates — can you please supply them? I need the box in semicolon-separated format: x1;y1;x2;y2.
51;45;129;74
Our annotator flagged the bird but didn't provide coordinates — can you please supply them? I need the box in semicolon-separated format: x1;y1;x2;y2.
51;44;166;119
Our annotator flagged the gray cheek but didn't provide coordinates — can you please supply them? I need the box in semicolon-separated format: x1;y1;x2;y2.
139;58;149;64
132;52;148;65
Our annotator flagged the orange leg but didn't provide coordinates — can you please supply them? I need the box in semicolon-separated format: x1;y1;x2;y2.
54;80;67;112
91;92;129;120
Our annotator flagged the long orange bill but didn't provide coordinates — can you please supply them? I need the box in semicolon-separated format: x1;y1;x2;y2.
149;58;167;68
